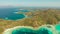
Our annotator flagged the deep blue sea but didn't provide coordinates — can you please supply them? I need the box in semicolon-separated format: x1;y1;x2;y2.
0;7;27;20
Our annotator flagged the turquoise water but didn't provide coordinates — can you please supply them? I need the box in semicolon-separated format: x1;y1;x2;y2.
55;24;60;31
0;8;26;20
12;28;35;34
37;28;52;34
3;25;60;34
55;24;60;34
10;23;60;34
12;27;52;34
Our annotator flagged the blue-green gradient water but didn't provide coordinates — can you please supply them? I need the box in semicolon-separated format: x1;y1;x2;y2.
12;28;51;34
0;7;28;20
3;24;60;34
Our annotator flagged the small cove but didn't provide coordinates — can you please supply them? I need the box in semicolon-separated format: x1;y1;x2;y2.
0;7;27;20
3;26;53;34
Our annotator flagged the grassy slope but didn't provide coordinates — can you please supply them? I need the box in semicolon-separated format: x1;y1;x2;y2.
0;9;60;34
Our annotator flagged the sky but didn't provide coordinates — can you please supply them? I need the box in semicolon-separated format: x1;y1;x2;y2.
0;0;60;7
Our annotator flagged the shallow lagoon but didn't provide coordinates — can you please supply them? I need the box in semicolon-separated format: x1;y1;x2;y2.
3;25;58;34
1;8;60;34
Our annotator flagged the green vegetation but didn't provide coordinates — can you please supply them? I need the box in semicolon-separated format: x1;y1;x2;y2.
0;8;60;34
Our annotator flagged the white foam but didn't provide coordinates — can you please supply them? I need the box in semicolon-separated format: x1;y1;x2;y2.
13;12;18;14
